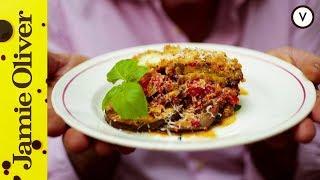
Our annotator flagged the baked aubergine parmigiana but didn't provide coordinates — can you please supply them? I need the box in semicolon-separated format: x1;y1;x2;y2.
103;45;244;133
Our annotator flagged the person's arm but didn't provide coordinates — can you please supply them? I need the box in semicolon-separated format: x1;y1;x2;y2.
247;47;320;180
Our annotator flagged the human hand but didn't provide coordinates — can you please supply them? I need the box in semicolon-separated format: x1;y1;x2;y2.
248;47;320;179
48;52;135;178
267;47;320;142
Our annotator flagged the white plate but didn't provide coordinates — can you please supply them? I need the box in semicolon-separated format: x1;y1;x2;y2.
52;43;316;151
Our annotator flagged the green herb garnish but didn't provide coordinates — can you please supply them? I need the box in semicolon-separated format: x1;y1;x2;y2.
102;59;148;119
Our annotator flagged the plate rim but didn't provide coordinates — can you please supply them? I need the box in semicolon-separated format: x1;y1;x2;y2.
51;43;316;151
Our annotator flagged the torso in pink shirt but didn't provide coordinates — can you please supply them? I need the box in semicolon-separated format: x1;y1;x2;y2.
48;0;320;179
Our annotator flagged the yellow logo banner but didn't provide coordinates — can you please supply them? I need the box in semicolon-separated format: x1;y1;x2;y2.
0;1;47;179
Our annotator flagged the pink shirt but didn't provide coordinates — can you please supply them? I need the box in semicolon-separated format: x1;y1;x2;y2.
48;0;320;179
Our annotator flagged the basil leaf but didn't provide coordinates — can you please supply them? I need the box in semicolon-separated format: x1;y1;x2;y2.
107;59;147;83
107;59;136;83
101;85;121;109
110;82;148;119
127;65;148;82
102;59;149;119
